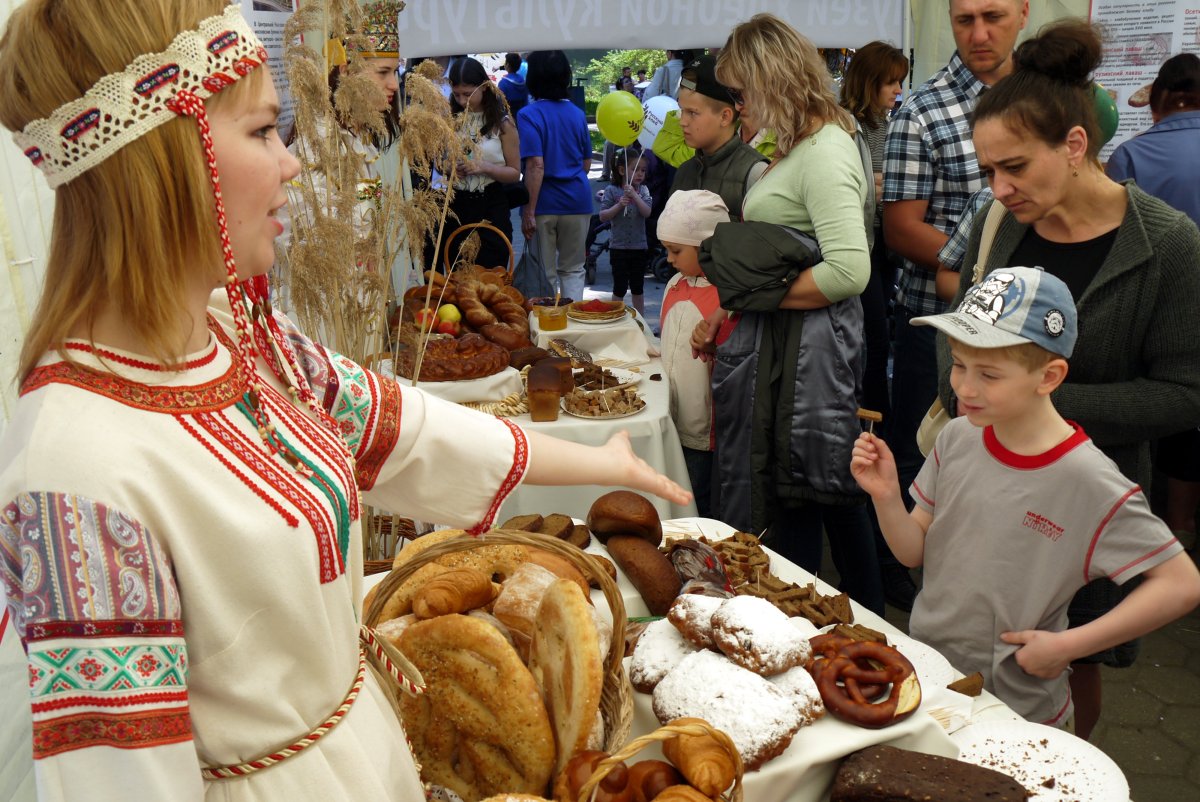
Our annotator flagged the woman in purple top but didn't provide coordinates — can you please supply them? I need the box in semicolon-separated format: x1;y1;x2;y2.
517;50;594;301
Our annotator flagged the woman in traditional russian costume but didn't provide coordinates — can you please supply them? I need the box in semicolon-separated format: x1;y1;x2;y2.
0;3;688;801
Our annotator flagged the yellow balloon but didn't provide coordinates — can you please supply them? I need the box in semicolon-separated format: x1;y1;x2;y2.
596;90;643;146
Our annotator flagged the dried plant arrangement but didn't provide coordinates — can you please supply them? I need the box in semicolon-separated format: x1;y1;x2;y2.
276;0;466;369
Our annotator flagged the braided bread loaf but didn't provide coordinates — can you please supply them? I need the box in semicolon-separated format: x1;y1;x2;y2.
457;280;531;349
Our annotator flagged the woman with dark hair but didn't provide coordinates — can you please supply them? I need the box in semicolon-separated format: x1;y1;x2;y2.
940;19;1200;738
518;50;594;300
439;56;521;270
1107;53;1200;544
840;40;908;419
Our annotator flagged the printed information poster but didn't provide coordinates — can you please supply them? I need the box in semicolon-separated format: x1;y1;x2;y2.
1090;0;1200;158
238;0;300;133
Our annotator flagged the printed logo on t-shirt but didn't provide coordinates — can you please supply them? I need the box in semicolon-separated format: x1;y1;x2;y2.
1022;510;1064;542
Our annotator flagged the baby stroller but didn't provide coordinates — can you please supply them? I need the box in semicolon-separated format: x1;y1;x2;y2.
584;213;610;286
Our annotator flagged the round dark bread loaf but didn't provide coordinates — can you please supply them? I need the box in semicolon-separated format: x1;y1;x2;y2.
587;491;663;547
606;534;680;616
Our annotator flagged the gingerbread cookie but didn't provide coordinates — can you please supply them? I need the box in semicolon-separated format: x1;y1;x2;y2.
710;595;813;676
399;615;555;800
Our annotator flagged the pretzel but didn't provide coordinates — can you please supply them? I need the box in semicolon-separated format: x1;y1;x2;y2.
813;641;921;728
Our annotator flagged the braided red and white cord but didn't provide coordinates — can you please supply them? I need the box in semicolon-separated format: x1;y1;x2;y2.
201;649;368;780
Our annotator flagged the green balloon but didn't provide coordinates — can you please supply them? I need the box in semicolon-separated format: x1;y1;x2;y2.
596;90;644;147
1092;82;1119;146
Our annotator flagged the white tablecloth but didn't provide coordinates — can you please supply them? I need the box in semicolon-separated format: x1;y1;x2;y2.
380;362;525;403
529;309;656;366
494;358;697;522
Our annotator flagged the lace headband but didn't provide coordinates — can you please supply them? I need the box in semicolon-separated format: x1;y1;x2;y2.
14;3;266;188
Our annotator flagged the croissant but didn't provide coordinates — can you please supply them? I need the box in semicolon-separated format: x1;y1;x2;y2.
628;760;682;802
651;786;716;802
411;568;498;619
660;718;736;798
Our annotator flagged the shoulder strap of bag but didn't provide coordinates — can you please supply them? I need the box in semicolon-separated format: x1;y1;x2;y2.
971;199;1007;284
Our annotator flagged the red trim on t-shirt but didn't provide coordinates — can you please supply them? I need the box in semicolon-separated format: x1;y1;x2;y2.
1108;538;1181;583
1082;486;1142;582
1041;688;1072;727
0;608;9;644
911;480;934;508
932;445;941;468
984;421;1089;470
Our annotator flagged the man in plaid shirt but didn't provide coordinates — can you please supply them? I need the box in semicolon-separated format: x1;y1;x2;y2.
876;0;1028;608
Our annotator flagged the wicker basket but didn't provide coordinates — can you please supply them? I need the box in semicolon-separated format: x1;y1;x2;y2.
443;221;515;283
364;528;634;752
578;719;745;802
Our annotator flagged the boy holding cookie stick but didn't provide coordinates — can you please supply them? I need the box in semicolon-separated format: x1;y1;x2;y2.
851;267;1200;729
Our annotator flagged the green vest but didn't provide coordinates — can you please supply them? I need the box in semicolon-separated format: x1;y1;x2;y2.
669;135;767;220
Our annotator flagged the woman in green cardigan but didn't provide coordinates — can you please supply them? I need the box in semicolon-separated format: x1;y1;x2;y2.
938;20;1200;740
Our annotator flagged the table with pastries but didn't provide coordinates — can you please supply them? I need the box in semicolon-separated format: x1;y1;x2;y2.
363;512;1130;802
387;299;696;522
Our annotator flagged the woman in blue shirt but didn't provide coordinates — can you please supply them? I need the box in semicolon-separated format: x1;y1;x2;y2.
517;50;594;301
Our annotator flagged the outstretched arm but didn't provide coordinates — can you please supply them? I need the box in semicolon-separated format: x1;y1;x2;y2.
524;430;692;506
850;432;930;566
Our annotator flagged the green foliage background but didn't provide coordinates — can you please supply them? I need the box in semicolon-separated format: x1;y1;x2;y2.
579;49;669;103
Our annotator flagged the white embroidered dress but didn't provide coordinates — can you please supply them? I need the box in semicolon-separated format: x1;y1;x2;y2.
0;291;528;801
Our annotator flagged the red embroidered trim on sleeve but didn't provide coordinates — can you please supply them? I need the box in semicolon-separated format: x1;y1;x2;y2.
469;420;529;535
26;619;184;642
33;708;192;759
355;376;402;491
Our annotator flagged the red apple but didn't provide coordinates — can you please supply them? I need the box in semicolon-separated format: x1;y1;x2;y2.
415;307;437;332
436;320;460;336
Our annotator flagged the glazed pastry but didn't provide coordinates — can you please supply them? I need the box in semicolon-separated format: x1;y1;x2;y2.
627;760;683;802
411;567;498;619
392;332;509;382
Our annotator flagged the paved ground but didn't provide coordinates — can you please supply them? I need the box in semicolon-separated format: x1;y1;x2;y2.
511;175;1200;802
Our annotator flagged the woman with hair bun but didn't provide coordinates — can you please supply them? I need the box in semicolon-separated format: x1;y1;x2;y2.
1106;52;1200;547
938;19;1200;738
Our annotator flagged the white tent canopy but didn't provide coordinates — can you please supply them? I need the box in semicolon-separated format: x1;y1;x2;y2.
398;0;905;54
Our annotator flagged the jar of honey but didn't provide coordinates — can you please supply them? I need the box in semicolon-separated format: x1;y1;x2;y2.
535;304;568;331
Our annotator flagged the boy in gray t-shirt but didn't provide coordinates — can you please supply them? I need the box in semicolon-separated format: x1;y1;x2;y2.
851;266;1200;726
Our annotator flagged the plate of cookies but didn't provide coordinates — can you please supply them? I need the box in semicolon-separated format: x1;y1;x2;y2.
561;385;646;419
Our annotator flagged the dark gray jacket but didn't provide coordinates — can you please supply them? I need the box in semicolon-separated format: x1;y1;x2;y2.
701;222;866;532
938;184;1200;486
